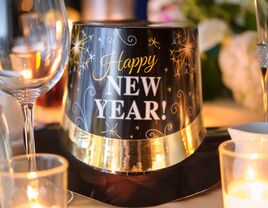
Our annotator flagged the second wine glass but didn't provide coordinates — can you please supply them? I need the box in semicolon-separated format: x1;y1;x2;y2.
0;0;70;155
254;0;268;121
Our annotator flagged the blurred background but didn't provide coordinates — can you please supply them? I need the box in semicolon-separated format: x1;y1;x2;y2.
64;0;147;21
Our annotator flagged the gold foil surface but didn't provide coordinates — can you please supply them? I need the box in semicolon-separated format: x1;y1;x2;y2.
62;114;205;173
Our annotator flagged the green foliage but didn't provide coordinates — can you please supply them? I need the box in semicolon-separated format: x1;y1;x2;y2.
244;11;257;31
182;0;256;99
201;46;232;100
183;1;256;31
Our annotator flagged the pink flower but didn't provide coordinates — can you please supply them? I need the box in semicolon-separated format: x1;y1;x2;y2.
148;0;186;22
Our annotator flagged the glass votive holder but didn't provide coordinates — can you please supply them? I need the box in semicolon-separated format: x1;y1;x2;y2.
219;140;268;208
0;154;68;208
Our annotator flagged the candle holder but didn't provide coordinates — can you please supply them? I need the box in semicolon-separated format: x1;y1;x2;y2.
219;140;268;208
0;154;68;208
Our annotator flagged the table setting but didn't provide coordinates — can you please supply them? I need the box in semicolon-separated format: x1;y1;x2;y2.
0;0;268;208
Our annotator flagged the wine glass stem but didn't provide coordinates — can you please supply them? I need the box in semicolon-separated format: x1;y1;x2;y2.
261;70;268;122
21;103;36;155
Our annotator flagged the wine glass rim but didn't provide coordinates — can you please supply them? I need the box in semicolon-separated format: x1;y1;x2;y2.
219;140;268;159
0;153;68;178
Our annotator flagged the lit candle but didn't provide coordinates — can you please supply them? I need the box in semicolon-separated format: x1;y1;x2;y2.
16;185;59;208
224;180;268;208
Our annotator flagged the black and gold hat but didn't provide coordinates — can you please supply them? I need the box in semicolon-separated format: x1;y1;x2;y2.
60;21;225;207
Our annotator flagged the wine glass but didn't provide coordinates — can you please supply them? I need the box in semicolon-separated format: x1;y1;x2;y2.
254;0;268;121
0;0;70;155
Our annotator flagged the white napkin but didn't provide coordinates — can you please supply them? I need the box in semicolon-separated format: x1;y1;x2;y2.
228;122;268;141
228;122;268;140
227;122;268;154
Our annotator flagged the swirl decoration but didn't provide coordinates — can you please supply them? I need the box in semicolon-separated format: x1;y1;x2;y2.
145;129;164;139
170;90;195;128
72;101;88;131
115;29;137;47
71;86;96;131
164;124;173;135
106;34;117;44
145;124;173;139
106;29;137;46
84;86;96;97
187;106;194;117
171;90;184;115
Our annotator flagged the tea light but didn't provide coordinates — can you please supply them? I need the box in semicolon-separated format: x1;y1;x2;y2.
219;140;268;208
224;180;268;208
0;154;68;208
14;185;59;208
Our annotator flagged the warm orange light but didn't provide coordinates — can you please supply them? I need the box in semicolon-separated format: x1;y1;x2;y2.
27;185;39;201
21;69;33;79
35;52;41;70
56;20;63;41
26;180;45;208
68;19;73;36
246;167;256;181
49;50;62;75
21;0;33;11
155;154;165;162
184;43;193;56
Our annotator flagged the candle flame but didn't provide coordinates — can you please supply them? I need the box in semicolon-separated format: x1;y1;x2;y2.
27;185;39;201
246;167;256;181
26;172;40;205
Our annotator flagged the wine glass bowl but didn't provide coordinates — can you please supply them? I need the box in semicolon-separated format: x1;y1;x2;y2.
0;10;68;98
0;0;70;154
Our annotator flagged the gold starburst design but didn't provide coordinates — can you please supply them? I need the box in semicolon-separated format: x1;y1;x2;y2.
70;31;91;65
189;69;195;81
172;31;182;45
81;59;90;71
102;123;121;139
149;37;160;48
169;49;175;55
167;87;172;93
170;30;196;77
77;70;82;77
